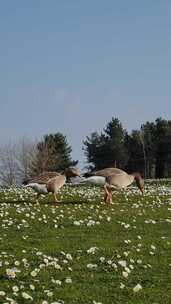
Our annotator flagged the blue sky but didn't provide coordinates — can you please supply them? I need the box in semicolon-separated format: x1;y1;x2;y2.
0;1;171;168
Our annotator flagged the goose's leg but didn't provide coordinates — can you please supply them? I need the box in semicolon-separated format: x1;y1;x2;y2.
104;184;110;204
54;193;60;203
104;191;108;203
108;189;113;204
103;185;108;203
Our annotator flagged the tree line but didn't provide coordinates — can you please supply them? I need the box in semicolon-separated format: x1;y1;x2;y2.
0;134;77;186
83;117;171;178
0;117;171;185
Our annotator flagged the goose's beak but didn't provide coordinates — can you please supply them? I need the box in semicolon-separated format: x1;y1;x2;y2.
140;187;144;194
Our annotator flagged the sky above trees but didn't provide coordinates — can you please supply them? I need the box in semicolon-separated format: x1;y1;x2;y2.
0;1;171;168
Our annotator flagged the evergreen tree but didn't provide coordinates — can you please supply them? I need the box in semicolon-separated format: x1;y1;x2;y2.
125;130;144;175
140;122;156;178
103;118;128;168
83;118;128;170
34;133;77;174
155;118;171;177
83;132;107;170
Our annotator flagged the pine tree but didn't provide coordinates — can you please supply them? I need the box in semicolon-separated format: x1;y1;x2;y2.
83;118;128;170
33;133;77;174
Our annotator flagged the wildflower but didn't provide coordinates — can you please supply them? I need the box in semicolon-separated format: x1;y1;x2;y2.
87;247;98;254
55;264;62;270
87;220;96;226
66;253;72;261
62;259;68;264
6;297;17;304
125;267;131;273
22;292;33;300
118;260;127;267
30;270;38;277
124;224;130;229
0;291;6;296
120;283;125;289
73;221;80;226
47;291;53;297
133;283;142;292
65;277;72;283
122;271;129;278
12;286;19;292
6;268;16;279
30;284;35;290
112;263;117;270
137;259;142;264
51;302;64;304
87;263;98;269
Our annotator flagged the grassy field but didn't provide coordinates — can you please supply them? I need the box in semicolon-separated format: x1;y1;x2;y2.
0;181;171;304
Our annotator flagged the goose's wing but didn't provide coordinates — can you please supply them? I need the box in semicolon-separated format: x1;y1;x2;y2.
93;167;127;177
106;173;134;188
24;172;60;185
80;176;106;186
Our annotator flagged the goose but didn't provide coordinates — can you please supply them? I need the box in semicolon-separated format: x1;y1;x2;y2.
23;167;81;203
84;167;127;178
79;175;106;186
104;170;144;204
81;167;132;186
83;167;144;203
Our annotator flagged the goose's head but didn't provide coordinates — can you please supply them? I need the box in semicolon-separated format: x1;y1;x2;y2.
65;167;81;178
133;173;145;193
22;179;29;185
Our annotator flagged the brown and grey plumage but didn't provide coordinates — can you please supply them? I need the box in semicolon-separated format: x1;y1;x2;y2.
83;167;144;204
23;167;80;203
104;169;144;204
23;171;60;185
84;167;127;178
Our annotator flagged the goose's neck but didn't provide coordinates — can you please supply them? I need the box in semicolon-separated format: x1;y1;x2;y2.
131;172;141;180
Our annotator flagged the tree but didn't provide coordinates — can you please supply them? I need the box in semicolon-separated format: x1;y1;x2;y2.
140;122;156;178
17;137;38;181
83;118;128;170
34;133;78;174
103;118;128;168
0;138;39;186
126;118;171;178
0;142;20;186
83;132;107;170
155;118;171;177
0;133;77;185
125;130;144;175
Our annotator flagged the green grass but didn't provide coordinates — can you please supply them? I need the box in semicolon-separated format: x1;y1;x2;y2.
0;182;171;304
